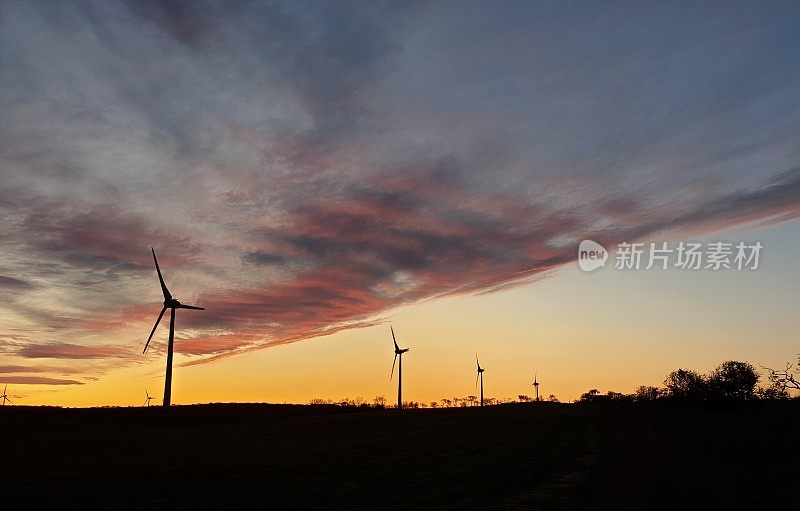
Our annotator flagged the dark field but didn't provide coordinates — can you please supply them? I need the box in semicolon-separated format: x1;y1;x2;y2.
2;402;797;509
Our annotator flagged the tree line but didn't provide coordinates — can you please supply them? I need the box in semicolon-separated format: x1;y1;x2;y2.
579;359;798;403
308;356;799;408
308;395;553;409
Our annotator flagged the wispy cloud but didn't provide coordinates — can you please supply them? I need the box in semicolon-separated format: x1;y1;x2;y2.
0;376;84;385
17;343;131;360
1;1;799;369
0;364;85;375
0;276;37;291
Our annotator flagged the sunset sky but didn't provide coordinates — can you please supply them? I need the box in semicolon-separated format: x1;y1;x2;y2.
1;1;799;406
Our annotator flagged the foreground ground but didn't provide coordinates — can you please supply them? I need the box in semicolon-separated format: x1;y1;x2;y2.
1;401;797;509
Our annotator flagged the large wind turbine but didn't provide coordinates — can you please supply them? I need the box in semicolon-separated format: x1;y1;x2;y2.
532;372;540;401
143;248;204;407
390;327;410;409
1;384;11;405
475;355;485;406
143;389;154;407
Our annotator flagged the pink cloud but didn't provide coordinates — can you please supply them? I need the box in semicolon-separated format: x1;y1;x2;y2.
0;365;85;375
0;376;83;385
17;343;131;359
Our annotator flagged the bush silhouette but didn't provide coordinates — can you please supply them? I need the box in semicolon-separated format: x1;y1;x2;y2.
707;361;759;401
664;368;707;401
579;389;601;402
633;385;662;402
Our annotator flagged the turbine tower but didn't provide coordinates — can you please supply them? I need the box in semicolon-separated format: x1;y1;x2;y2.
143;247;204;407
1;384;11;405
144;389;154;407
476;355;485;406
532;372;540;401
390;326;410;409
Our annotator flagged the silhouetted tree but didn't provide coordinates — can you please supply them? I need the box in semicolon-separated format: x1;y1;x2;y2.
707;361;759;401
466;395;477;406
579;389;601;402
664;369;707;401
579;389;632;402
518;395;531;402
755;381;789;400
547;394;559;403
633;385;663;402
606;391;632;402
440;398;452;408
373;395;387;408
429;401;438;408
309;398;334;405
763;355;800;392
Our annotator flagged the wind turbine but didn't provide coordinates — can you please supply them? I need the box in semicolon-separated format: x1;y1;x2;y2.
390;327;410;409
143;389;154;407
1;384;11;405
475;355;485;406
142;247;204;407
532;371;540;401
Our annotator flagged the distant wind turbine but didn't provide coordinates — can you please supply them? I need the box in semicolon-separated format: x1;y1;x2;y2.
1;384;11;405
532;372;540;401
142;247;204;407
390;327;410;409
475;355;485;406
144;389;154;407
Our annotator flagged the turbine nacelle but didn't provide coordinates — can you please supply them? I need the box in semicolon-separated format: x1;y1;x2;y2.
164;297;204;310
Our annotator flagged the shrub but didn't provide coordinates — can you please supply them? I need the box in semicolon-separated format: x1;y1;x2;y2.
707;361;759;401
664;369;707;401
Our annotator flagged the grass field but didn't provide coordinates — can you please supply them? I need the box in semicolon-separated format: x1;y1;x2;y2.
2;401;797;509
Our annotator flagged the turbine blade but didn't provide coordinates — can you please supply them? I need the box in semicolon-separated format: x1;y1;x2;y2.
151;247;172;301
391;326;399;351
476;354;480;371
143;306;167;354
6;398;10;403
176;304;204;310
390;353;398;380
475;372;479;389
